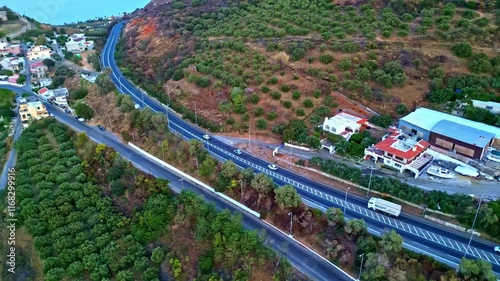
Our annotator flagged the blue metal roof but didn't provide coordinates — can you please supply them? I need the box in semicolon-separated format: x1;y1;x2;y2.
431;120;495;148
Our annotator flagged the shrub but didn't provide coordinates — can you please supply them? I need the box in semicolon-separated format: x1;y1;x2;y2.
451;42;473;58
256;118;268;130
270;91;282;100
261;86;270;93
292;90;301;100
280;84;290;92
267;111;278;121
396;104;408;115
254;107;264;116
172;69;184;80
303;99;314;108
248;94;259;104
370;115;392;128
319;54;334;64
296;108;305;116
267;77;278;84
71;87;88;100
313;89;322;98
283;100;292;109
226;117;235;125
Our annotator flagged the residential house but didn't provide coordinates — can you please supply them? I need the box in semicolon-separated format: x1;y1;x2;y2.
0;57;22;71
364;128;432;178
471;100;500;114
65;33;94;53
37;87;52;100
7;74;19;83
398;107;500;159
18;98;49;127
52;88;69;107
0;42;9;56
30;60;48;78
0;11;7;22
27;45;51;61
0;43;22;56
38;78;52;87
322;112;368;140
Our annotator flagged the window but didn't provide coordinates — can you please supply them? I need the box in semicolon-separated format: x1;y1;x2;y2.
387;153;393;157
394;163;402;168
455;145;475;158
435;137;453;149
486;106;493;110
395;156;404;161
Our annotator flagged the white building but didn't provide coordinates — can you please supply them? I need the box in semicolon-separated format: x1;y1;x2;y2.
0;57;22;71
322;112;368;140
38;78;52;87
471;100;500;114
27;45;52;61
65;33;94;53
37;87;69;107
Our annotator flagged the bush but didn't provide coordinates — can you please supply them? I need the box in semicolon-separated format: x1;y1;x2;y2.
280;84;290;92
303;99;313;108
292;90;301;100
70;87;89;100
73;102;95;120
267;111;278;121
172;69;184;81
254;107;264;116
256;118;268;130
296;108;305;116
313;89;322;98
267;77;278;84
451;42;473;58
396;104;407;115
283;100;292;109
270;91;282;100
369;115;392;128
261;86;270;93
319;54;334;64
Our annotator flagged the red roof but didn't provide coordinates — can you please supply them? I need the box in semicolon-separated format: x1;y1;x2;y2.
38;87;49;95
374;133;430;160
31;61;45;68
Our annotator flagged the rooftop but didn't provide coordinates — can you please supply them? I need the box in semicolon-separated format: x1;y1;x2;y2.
38;87;49;95
431;120;495;148
53;88;69;97
333;112;368;124
472;100;500;108
374;131;430;160
400;107;500;138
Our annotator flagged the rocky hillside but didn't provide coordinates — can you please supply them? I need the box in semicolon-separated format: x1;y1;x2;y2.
117;0;500;140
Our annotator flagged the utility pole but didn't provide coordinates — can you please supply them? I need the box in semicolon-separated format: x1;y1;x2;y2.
344;187;351;216
358;254;365;281
166;85;171;105
464;195;483;258
367;166;374;197
288;212;293;237
239;179;243;199
248;123;251;151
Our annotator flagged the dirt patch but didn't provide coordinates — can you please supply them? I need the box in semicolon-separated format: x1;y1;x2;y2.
78;50;96;72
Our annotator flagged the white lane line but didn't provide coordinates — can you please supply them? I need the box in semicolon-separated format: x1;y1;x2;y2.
454;241;464;252
472;247;482;259
437;235;446;245
482;252;493;263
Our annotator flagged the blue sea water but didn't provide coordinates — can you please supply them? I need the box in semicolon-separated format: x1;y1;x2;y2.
5;0;150;25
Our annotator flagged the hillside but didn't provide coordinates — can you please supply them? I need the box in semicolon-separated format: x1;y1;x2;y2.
117;0;500;142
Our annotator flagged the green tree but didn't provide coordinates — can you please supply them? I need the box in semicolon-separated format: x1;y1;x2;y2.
326;207;344;229
43;58;56;68
71;87;89;100
251;173;275;203
451;42;473;58
274;185;301;210
35;35;47;46
458;258;496;281
221;160;239;179
74;101;95;120
395;103;407;115
344;219;367;239
256;118;267;130
379;230;403;254
199;157;217;178
96;69;115;94
151;247;166;264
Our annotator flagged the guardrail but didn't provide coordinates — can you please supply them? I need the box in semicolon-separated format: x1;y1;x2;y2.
128;142;261;218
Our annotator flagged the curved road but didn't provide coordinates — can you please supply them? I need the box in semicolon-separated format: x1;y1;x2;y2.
102;22;500;276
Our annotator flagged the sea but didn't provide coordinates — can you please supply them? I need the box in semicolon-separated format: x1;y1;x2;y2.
4;0;150;25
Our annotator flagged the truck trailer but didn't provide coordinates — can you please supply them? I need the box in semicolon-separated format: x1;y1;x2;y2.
368;197;401;217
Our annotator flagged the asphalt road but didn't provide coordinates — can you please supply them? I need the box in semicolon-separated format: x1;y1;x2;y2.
102;22;500;276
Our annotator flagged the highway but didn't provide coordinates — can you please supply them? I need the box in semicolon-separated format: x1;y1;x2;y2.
102;21;500;276
0;82;354;281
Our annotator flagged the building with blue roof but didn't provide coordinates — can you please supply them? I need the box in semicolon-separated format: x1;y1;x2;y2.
429;120;495;159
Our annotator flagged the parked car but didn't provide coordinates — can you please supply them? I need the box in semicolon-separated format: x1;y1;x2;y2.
203;134;210;140
97;125;106;131
75;116;85;122
495;246;500;253
49;113;54;117
234;149;242;155
65;109;71;114
268;164;278;170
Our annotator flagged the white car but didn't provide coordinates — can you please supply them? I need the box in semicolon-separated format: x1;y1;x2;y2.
49;113;54;117
495;246;500;253
203;134;210;140
268;164;278;170
234;149;242;155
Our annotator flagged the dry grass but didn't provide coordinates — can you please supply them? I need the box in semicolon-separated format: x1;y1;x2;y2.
0;23;22;35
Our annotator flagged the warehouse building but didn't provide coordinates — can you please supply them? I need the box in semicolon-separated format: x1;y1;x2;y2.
398;108;500;160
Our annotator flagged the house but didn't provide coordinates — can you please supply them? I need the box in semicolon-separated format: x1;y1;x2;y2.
38;78;52;87
398;107;500;159
52;88;69;107
7;74;19;83
65;33;94;53
322;112;368;140
1;44;22;56
0;57;22;71
471;100;500;114
27;45;51;61
37;87;53;100
0;11;7;22
18;98;49;127
81;73;97;83
0;42;8;56
30;60;48;78
364;128;432;178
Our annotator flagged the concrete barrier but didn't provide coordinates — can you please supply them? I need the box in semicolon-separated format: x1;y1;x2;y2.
284;142;312;151
128;142;261;218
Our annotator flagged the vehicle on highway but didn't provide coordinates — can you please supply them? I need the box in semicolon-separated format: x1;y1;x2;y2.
75;116;85;122
97;125;106;131
367;197;401;217
234;149;242;155
268;164;278;170
49;113;54;117
65;109;71;114
203;134;210;140
495;246;500;253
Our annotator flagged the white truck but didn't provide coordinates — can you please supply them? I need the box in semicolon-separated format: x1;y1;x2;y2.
368;197;401;217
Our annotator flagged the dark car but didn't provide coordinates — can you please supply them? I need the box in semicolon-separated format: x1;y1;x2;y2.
97;125;106;131
65;109;71;114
